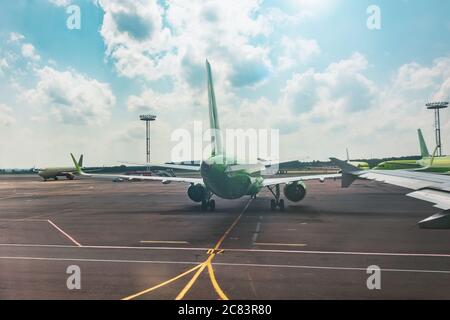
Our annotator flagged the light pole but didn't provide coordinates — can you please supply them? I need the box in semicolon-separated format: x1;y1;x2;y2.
140;114;157;170
426;102;449;157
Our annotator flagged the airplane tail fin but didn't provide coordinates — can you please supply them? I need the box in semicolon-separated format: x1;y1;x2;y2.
418;129;430;158
346;148;350;162
71;153;83;175
78;155;83;168
206;59;223;157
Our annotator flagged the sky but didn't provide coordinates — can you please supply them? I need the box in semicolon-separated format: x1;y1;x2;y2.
0;0;450;167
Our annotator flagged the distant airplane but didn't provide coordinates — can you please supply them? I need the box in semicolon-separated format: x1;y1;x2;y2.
331;157;450;229
70;60;340;211
374;129;450;172
346;148;370;170
38;155;84;181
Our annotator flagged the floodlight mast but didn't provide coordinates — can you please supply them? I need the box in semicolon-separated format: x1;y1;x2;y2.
426;102;449;157
139;115;157;170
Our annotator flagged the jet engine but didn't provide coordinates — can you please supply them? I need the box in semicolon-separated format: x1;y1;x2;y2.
187;184;206;203
283;181;307;202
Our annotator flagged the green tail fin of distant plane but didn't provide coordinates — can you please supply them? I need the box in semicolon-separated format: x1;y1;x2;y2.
418;129;430;158
71;153;82;174
78;155;83;167
206;59;223;157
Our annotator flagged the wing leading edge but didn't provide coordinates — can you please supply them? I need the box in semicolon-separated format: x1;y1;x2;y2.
70;154;204;185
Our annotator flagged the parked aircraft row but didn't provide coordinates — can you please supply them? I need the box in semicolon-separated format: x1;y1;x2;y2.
32;60;450;229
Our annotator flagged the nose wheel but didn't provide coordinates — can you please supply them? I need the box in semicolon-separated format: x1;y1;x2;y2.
201;199;216;211
267;184;285;211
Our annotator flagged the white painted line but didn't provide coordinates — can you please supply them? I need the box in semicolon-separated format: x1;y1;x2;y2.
0;243;207;251
140;241;190;244
47;220;82;247
212;262;450;275
254;242;307;247
0;243;449;258
251;221;261;243
0;195;20;200
0;219;48;222
0;256;198;266
0;256;449;275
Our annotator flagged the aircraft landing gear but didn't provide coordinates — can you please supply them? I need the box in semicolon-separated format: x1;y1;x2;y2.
201;199;216;211
267;184;285;211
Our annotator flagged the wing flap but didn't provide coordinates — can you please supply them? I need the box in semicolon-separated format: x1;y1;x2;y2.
407;189;450;210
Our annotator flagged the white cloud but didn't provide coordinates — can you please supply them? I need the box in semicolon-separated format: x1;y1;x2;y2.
0;104;15;126
0;58;9;75
282;52;376;116
8;32;25;43
277;36;321;70
393;57;450;98
97;0;274;88
47;0;71;7
21;43;40;62
23;66;116;125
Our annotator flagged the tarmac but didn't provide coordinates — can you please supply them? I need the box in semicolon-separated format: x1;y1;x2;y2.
0;175;449;300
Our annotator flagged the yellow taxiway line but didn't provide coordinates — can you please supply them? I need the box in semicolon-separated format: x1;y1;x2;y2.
121;199;252;300
121;263;202;300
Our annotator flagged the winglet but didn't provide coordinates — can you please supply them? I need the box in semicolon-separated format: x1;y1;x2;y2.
330;157;361;188
71;153;83;175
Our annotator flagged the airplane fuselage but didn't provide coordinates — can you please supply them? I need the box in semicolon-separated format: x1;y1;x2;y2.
200;155;263;199
38;167;77;180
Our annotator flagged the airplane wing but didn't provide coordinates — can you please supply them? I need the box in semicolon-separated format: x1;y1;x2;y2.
330;157;450;229
262;173;341;187
71;154;203;185
119;161;201;171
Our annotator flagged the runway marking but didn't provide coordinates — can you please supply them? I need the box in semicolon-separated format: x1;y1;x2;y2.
175;255;213;300
254;242;307;247
174;199;252;300
0;256;198;265
0;219;48;222
122;264;202;300
123;199;252;301
140;240;190;244
212;262;450;274
207;260;229;300
1;256;450;275
1;243;450;258
0;195;20;200
251;216;262;244
47;220;82;247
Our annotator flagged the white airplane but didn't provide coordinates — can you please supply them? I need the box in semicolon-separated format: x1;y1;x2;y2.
70;60;340;211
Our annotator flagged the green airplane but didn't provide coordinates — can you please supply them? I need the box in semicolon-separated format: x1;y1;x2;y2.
70;60;340;211
38;155;84;181
374;129;450;172
346;148;370;170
